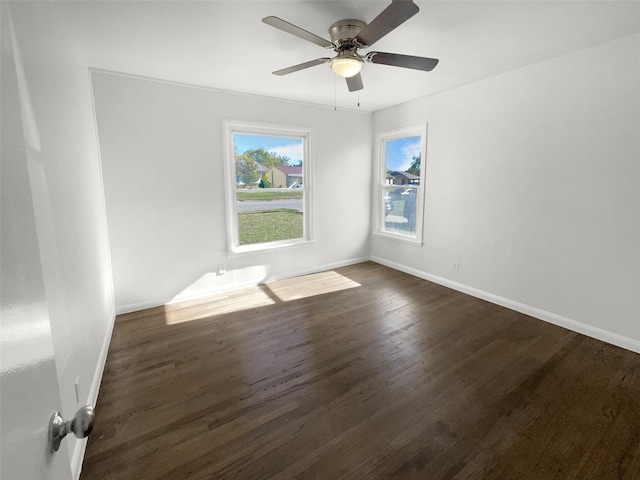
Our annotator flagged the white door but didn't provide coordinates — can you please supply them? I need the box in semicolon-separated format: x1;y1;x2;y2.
0;6;72;479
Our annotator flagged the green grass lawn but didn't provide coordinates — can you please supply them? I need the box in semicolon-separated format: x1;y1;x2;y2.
237;190;303;201
238;209;303;245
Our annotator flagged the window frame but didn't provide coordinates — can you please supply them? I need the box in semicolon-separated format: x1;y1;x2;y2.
373;124;428;246
223;120;313;255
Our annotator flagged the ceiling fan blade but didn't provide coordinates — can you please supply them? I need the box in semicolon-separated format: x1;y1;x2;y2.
273;58;331;76
346;73;364;92
263;16;334;49
367;52;439;71
355;0;419;48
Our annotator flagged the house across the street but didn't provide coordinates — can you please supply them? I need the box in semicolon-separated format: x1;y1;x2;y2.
387;170;420;185
267;165;303;188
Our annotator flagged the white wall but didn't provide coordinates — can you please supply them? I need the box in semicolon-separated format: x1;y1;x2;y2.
91;72;372;313
372;33;640;351
8;2;115;474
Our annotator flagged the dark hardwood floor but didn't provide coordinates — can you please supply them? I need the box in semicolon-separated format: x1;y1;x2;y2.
80;262;640;479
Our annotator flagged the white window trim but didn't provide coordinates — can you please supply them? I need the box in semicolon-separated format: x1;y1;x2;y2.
222;120;314;255
373;124;428;246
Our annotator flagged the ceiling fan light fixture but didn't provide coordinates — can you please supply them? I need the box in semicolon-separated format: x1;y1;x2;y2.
330;55;363;78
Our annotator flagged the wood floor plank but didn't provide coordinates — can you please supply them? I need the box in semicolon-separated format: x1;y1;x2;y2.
80;262;640;480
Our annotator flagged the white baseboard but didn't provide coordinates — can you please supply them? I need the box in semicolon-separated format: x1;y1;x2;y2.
262;256;370;284
116;298;177;315
70;308;116;480
370;256;640;355
115;256;370;316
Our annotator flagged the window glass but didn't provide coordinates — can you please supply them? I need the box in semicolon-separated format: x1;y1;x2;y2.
376;126;426;244
225;124;311;253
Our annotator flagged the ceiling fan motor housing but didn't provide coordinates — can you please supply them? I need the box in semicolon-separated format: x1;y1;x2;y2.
329;19;366;50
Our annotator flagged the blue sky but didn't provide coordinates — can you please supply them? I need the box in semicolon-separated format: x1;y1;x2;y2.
233;133;303;164
386;136;421;172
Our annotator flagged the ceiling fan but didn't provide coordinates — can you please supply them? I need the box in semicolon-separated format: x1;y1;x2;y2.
262;0;439;92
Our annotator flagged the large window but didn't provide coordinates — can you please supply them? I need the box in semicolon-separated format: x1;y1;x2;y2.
375;125;427;244
224;121;312;253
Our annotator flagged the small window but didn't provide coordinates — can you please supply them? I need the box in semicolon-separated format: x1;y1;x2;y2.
223;121;312;254
374;125;427;244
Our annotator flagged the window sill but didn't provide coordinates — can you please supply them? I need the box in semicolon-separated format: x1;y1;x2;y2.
229;238;315;257
372;231;423;247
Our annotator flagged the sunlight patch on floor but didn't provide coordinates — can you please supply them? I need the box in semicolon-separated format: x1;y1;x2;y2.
163;286;276;325
163;270;360;325
264;270;361;302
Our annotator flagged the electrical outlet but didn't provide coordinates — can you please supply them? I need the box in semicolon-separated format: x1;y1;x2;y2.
452;261;460;272
217;264;226;276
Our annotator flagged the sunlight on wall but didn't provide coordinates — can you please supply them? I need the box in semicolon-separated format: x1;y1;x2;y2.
163;270;361;325
167;265;272;305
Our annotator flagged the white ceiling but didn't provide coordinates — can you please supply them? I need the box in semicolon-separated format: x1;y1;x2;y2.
58;1;640;112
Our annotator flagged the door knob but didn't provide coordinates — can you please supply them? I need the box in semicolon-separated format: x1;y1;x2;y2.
49;405;95;452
